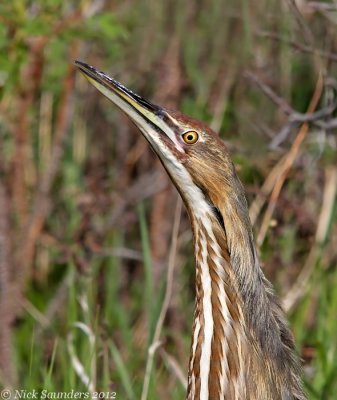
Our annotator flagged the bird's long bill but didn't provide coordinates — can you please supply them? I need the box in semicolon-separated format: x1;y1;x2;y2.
75;60;184;154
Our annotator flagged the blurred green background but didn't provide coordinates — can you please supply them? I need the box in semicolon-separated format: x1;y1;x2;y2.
0;0;337;398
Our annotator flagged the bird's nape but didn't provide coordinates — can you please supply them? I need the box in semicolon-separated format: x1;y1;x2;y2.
76;60;306;400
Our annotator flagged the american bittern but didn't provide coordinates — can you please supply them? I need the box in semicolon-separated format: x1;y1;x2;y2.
76;61;306;400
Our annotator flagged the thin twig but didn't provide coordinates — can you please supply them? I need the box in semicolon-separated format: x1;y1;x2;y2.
269;124;294;149
285;0;315;47
159;348;187;390
244;71;294;115
141;198;182;400
67;322;96;392
249;154;288;225
269;101;336;149
257;31;337;63
245;71;336;124
308;2;337;11
289;102;337;123
97;247;143;261
21;299;50;327
314;118;337;130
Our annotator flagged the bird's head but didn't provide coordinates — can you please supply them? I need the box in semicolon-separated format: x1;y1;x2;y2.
75;61;248;230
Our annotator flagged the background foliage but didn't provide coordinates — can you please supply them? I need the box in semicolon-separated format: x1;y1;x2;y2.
0;0;337;399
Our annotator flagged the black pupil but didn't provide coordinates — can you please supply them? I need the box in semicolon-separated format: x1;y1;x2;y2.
187;134;194;141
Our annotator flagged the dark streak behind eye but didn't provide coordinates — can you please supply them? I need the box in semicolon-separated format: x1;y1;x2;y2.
212;205;225;231
196;184;226;231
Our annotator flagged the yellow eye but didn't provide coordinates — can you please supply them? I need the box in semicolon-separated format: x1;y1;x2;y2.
182;131;199;144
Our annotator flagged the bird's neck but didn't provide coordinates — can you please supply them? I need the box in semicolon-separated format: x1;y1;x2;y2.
187;208;248;399
186;198;304;400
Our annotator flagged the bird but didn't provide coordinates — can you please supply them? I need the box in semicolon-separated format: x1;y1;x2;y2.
75;60;306;400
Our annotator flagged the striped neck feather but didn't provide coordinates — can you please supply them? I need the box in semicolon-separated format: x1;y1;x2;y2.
185;192;305;400
187;208;246;399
